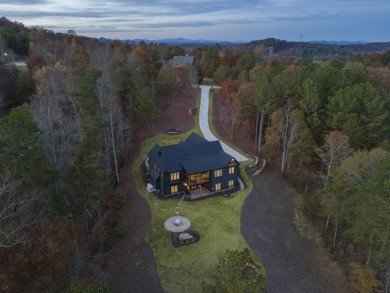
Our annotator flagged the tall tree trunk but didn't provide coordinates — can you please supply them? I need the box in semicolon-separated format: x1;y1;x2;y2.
84;209;91;257
325;202;332;230
305;175;309;193
326;213;331;230
333;215;338;247
110;113;120;185
254;112;259;154
119;117;125;157
103;127;112;176
257;112;264;156
325;161;332;186
366;233;374;265
281;105;290;174
384;261;390;293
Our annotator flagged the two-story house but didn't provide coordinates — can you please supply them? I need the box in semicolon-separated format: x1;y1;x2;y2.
146;133;240;199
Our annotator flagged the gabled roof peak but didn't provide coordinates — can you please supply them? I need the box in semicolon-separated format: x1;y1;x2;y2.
148;132;239;173
184;132;207;145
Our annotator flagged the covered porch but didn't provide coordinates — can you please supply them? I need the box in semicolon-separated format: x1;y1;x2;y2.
187;184;213;200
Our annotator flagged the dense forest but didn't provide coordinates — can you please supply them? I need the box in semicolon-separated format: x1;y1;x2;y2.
202;43;390;291
0;17;193;291
1;16;389;291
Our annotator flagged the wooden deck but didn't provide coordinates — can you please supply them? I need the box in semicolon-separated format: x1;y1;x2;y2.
188;186;237;200
189;186;213;200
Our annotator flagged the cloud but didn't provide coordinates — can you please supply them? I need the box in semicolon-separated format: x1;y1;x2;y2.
0;0;389;41
0;0;48;4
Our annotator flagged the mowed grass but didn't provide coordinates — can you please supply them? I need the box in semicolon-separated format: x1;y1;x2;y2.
132;132;266;292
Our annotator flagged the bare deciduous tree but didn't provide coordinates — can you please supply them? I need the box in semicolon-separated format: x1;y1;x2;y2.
280;101;300;174
0;170;42;248
87;41;127;184
30;67;79;172
316;131;352;186
264;100;300;173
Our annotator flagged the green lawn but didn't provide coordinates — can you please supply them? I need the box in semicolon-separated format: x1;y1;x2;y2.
131;92;266;292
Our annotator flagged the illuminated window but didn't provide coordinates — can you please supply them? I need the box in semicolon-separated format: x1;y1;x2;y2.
215;183;221;191
170;172;180;181
229;166;235;174
171;185;178;193
214;169;223;177
228;180;234;187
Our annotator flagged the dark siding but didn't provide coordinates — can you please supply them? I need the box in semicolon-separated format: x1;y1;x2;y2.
210;165;239;191
226;165;239;188
159;172;164;192
147;133;240;198
148;159;162;191
163;171;170;195
163;170;185;196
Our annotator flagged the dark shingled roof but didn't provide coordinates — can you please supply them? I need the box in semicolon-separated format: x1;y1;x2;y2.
148;133;237;173
149;168;160;180
172;55;194;66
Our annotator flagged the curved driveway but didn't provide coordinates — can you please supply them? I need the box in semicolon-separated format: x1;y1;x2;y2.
199;85;248;162
241;168;345;292
200;85;344;292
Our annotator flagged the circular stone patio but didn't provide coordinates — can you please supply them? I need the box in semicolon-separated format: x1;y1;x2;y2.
164;216;191;233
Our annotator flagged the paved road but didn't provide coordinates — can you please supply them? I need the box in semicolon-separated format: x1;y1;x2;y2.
199;85;248;162
241;167;346;293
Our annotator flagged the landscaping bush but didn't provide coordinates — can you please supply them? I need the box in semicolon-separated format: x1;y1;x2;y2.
201;248;266;293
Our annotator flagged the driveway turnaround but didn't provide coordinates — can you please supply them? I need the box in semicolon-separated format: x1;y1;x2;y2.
199;85;248;162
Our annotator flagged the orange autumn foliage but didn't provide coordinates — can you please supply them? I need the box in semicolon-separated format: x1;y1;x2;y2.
0;219;82;292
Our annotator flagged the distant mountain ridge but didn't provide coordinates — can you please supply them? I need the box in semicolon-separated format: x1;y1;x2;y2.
96;36;390;60
98;37;376;47
98;37;238;46
308;40;367;45
231;38;390;60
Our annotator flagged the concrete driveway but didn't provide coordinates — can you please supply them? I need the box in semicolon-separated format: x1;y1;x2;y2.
199;85;248;162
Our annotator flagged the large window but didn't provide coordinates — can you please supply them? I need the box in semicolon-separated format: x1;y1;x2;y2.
188;172;210;186
229;166;235;175
170;172;180;181
214;169;223;177
228;180;234;188
215;183;221;191
171;185;178;193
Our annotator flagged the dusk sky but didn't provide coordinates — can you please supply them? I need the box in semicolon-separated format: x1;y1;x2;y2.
1;0;389;42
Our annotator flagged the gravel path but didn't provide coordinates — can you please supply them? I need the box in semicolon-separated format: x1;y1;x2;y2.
241;167;347;293
105;167;163;293
103;85;196;293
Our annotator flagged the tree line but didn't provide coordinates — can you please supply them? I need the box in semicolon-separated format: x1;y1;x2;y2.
208;45;390;291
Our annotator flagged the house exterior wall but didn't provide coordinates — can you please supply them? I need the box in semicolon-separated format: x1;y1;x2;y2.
160;164;239;196
162;170;186;195
209;165;238;191
148;158;165;193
